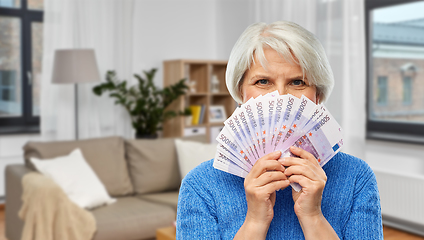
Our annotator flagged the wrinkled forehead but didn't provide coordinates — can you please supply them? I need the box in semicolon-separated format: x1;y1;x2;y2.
248;44;306;78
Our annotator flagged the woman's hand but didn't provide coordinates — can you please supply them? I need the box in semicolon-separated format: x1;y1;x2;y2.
281;146;326;218
234;151;290;240
281;146;339;240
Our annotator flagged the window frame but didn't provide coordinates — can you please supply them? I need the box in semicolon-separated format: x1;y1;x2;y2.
365;0;424;144
0;0;43;134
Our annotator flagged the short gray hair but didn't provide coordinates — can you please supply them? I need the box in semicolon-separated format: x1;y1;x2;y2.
225;21;334;104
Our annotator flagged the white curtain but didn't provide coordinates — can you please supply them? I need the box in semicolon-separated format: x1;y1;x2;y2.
248;0;366;159
40;0;366;156
41;0;135;141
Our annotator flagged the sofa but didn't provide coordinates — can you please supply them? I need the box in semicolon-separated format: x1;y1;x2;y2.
5;135;207;240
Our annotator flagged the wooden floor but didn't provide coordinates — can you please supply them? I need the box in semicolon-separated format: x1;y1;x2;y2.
383;226;424;240
0;205;5;240
0;204;422;240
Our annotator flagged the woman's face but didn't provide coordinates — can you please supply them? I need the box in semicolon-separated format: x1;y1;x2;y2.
241;48;319;104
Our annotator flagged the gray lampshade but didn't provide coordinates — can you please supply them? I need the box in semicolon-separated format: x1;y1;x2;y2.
52;49;100;84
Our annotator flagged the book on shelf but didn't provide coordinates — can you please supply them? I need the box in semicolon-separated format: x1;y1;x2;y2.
189;104;206;125
189;105;200;125
200;105;207;124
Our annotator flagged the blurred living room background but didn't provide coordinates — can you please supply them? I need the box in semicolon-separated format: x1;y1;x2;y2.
1;0;424;239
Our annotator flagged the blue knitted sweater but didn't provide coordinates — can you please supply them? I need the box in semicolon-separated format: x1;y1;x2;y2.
176;152;383;239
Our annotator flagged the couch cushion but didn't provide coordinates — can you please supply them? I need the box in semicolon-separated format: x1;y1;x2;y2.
23;136;133;197
30;149;116;209
136;191;179;211
125;135;209;195
125;138;180;194
91;197;175;240
175;139;216;179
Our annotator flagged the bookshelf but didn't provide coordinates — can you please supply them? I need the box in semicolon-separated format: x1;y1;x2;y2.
162;59;237;142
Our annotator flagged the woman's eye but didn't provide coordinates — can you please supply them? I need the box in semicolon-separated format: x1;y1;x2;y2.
291;79;305;86
256;79;269;85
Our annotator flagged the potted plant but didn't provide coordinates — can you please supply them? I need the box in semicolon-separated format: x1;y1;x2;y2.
93;68;191;138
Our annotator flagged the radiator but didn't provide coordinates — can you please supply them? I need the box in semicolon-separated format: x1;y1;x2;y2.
374;168;424;236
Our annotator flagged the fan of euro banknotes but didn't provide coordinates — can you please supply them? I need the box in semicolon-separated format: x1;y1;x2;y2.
213;90;344;191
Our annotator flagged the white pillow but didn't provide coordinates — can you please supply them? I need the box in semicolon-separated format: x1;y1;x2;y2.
175;139;217;179
30;148;116;209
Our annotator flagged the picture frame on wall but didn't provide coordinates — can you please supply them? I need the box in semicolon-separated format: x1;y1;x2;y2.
209;105;227;123
210;125;224;143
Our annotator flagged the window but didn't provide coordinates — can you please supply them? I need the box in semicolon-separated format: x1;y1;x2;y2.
366;0;424;143
377;76;387;105
0;0;43;133
0;70;17;102
402;76;412;105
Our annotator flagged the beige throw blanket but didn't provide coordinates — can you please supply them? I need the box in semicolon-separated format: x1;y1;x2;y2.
19;172;96;240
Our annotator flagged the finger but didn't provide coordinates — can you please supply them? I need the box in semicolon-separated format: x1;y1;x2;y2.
288;174;324;192
258;179;291;194
288;146;320;166
254;171;288;187
247;160;286;180
278;156;308;168
283;164;320;180
279;156;320;176
261;150;282;160
287;174;311;189
281;158;326;182
248;151;284;177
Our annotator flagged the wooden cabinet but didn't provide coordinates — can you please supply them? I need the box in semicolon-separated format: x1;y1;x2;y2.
162;59;236;142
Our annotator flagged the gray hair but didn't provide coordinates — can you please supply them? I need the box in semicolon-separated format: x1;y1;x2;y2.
226;21;334;104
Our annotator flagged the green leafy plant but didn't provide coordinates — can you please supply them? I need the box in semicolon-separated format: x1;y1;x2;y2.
93;68;190;138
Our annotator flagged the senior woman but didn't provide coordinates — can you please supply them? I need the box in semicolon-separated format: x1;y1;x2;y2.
176;21;383;239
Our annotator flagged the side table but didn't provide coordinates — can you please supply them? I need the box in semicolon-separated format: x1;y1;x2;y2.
156;226;176;240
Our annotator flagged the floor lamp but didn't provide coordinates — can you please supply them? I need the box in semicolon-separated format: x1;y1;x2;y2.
51;49;101;140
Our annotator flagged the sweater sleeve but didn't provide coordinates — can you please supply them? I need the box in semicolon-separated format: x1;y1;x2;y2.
342;164;383;239
176;177;220;240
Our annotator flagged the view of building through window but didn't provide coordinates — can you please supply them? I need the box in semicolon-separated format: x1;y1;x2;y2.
377;76;387;105
0;0;20;8
0;0;42;126
0;16;21;117
370;1;424;124
31;21;42;116
403;76;412;105
28;0;42;10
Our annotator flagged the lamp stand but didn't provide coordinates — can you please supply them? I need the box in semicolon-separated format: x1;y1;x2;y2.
75;83;79;140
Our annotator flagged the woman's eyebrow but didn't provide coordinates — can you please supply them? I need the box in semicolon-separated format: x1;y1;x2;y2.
249;74;270;81
251;74;270;79
287;75;305;80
